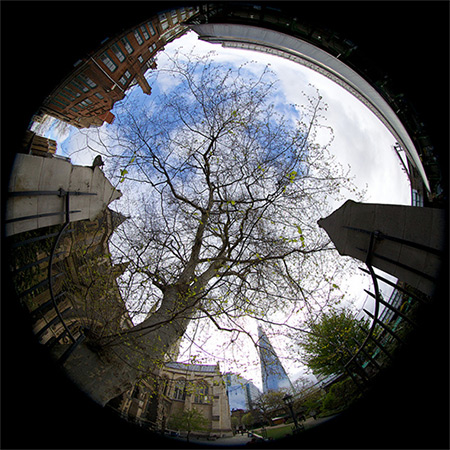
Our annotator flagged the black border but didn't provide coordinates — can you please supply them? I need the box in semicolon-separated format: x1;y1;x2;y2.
2;2;449;448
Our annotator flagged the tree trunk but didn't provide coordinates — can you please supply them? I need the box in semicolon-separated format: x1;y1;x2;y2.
61;284;198;406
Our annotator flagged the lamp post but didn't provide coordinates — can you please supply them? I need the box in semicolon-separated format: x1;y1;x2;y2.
283;394;300;432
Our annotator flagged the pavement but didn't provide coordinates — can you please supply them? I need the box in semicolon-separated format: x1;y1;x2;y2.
167;415;340;447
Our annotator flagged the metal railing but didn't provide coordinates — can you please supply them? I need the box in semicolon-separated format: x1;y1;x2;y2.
9;188;97;364
340;229;430;389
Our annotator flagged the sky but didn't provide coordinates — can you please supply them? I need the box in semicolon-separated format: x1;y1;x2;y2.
31;30;412;390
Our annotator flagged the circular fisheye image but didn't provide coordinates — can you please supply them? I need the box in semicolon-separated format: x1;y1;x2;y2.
3;3;448;449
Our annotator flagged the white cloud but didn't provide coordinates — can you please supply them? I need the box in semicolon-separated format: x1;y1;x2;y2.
33;30;413;385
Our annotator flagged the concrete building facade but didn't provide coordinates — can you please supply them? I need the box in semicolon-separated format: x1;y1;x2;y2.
6;152;121;236
317;200;446;297
187;22;430;192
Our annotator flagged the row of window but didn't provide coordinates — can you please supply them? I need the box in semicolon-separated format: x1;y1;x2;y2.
50;72;99;110
100;21;158;72
49;8;198;113
101;40;158;74
158;8;191;31
164;379;211;404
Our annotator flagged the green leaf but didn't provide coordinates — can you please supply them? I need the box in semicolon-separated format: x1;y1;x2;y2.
289;170;297;183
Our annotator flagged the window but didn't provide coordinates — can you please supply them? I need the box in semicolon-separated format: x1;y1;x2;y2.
100;52;117;72
60;91;75;102
134;29;144;45
119;71;131;85
121;37;134;54
63;86;80;98
163;379;169;396
111;44;126;62
140;25;150;40
78;98;93;108
412;189;423;207
180;8;186;20
71;78;89;93
173;379;186;401
148;43;157;53
194;384;209;404
138;55;144;63
79;74;97;89
94;92;104;100
159;13;169;31
55;94;70;105
171;10;179;24
147;21;156;35
49;99;65;109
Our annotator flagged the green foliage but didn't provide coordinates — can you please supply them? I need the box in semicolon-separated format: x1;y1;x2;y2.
299;309;371;377
320;377;360;414
242;412;255;428
302;390;323;416
168;407;210;438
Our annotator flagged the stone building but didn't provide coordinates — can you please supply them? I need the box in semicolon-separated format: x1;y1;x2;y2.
6;152;121;236
34;6;199;129
6;142;132;359
9;203;133;354
109;361;233;438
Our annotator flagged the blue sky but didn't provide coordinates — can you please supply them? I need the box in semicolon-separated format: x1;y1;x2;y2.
31;30;412;388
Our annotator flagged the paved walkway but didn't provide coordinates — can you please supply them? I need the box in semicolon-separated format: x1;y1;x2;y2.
169;415;340;446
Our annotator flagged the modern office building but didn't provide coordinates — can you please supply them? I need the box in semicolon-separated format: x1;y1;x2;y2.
186;16;430;193
257;325;293;393
224;372;261;411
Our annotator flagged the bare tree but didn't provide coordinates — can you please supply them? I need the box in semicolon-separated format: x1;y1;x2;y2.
63;49;359;406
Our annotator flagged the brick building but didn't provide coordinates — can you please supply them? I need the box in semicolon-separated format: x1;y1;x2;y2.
35;6;199;129
22;130;57;157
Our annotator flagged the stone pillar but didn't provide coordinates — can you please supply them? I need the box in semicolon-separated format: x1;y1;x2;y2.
6;154;121;236
211;369;233;436
318;200;446;296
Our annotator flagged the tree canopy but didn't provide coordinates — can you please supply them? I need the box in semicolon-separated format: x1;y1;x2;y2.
105;50;358;330
298;308;371;377
61;49;362;405
168;407;209;442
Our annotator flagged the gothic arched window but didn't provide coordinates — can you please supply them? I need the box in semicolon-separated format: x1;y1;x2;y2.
194;382;210;404
173;379;186;401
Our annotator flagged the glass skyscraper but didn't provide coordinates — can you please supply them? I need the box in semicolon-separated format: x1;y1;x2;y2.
257;325;293;393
